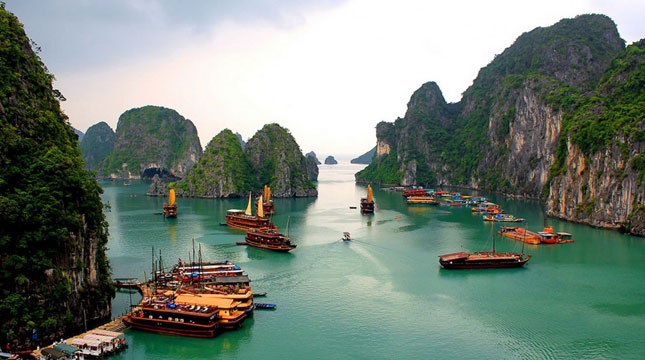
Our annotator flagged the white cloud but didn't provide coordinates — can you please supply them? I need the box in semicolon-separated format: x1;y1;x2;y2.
45;0;644;158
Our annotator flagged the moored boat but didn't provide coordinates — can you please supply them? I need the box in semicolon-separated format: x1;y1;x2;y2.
498;226;541;244
360;185;375;214
482;214;525;222
163;189;177;218
256;185;275;215
245;227;296;252
407;196;439;205
403;189;428;197
439;250;531;269
226;193;277;232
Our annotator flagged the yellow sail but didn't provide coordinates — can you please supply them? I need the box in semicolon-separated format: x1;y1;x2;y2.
267;186;271;202
257;195;264;218
169;189;176;205
367;185;373;203
245;192;252;215
263;185;268;201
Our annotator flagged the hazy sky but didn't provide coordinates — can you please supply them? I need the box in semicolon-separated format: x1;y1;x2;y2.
6;0;645;159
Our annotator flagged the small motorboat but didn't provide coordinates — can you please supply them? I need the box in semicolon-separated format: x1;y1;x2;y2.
342;232;352;241
255;303;277;310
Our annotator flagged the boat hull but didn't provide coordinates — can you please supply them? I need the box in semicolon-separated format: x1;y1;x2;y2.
123;316;218;338
439;259;530;269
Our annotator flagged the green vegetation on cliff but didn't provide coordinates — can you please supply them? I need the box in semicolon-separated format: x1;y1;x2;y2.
152;124;317;198
79;122;115;171
246;124;317;196
102;106;202;178
0;5;113;348
177;129;258;196
357;14;625;189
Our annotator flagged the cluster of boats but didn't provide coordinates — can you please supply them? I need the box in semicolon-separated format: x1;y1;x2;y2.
226;186;297;252
123;255;255;338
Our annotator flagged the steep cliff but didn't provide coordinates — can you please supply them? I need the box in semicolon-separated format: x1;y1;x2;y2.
102;106;202;179
149;124;317;197
79;122;115;171
357;14;643;234
351;146;376;164
246;124;317;197
0;5;113;349
165;129;257;197
546;40;645;233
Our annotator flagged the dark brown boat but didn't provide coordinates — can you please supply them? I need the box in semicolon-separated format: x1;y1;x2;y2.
123;297;220;338
360;185;375;214
163;189;177;218
439;230;531;269
438;250;531;269
244;217;296;252
226;192;277;232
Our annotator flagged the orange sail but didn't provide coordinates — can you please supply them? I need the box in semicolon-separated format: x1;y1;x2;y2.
169;189;176;206
245;192;252;215
257;195;264;218
367;185;373;203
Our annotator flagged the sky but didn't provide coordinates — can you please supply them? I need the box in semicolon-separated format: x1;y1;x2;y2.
6;0;645;160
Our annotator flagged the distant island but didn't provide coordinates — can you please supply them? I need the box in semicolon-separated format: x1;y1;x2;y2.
148;124;318;198
351;146;376;164
324;155;338;165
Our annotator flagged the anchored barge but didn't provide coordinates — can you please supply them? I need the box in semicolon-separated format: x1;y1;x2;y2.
439;250;531;269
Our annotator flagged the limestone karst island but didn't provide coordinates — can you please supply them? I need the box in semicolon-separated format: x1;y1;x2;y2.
1;2;643;359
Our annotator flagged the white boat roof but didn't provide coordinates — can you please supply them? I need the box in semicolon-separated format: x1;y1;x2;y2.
227;209;245;213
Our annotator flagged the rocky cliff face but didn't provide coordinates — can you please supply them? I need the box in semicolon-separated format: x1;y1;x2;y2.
358;14;643;235
149;124;317;198
79;122;115;171
246;124;317;197
0;5;112;349
102;106;202;179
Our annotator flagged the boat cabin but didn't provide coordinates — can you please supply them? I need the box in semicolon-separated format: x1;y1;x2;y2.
70;338;103;358
53;343;83;360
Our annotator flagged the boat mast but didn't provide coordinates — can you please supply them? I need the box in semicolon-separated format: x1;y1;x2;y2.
286;216;291;238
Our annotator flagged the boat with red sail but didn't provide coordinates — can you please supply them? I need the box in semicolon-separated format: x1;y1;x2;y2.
360;185;375;214
226;192;277;231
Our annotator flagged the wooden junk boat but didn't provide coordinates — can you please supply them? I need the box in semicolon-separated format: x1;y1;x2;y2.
498;226;574;244
360;185;375;214
483;214;524;222
163;189;178;218
123;294;247;337
439;233;531;269
403;188;428;197
226;192;277;231
243;214;296;252
407;196;439;205
439;250;531;269
256;185;275;215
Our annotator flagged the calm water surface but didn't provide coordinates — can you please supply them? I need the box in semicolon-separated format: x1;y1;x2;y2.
104;164;645;359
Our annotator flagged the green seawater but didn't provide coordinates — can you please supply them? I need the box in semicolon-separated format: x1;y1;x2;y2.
104;165;645;359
